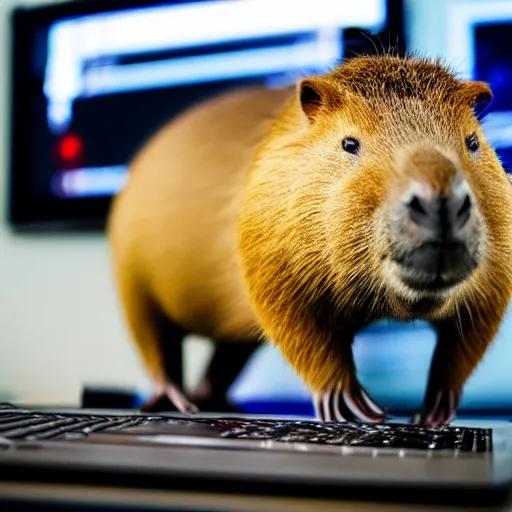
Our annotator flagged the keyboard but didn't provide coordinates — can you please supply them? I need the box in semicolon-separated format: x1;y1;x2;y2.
0;403;492;453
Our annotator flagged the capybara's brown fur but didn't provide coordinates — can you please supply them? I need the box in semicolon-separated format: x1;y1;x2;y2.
108;86;291;412
108;55;512;424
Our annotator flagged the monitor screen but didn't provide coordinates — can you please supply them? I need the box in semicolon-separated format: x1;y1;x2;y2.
417;0;512;174
8;0;396;230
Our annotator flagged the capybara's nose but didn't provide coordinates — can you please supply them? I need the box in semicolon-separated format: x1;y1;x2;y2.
405;186;472;241
396;176;476;290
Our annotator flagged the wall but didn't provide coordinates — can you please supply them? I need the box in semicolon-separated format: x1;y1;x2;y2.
0;0;212;405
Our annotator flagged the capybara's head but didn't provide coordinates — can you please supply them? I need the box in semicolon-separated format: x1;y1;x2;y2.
239;55;512;327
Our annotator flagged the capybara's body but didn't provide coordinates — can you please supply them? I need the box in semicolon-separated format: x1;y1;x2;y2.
108;55;512;424
108;87;291;411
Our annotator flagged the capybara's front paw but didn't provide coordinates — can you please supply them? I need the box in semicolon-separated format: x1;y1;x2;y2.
312;379;386;423
412;389;460;426
140;381;199;414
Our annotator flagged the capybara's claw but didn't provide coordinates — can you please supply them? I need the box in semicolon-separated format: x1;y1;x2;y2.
140;382;198;414
412;389;460;426
313;380;386;423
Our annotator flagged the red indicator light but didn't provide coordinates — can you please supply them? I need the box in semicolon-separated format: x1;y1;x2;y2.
59;133;83;162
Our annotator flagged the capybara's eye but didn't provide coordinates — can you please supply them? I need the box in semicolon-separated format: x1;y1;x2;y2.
342;137;360;155
465;133;480;154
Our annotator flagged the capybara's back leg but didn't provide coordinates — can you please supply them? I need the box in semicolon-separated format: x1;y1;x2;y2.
116;273;196;414
190;340;260;412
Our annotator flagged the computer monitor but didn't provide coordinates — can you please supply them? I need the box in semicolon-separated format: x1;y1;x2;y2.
7;0;403;231
405;0;512;173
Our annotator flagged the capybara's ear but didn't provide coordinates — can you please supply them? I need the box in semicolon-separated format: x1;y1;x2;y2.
459;80;493;120
298;76;341;122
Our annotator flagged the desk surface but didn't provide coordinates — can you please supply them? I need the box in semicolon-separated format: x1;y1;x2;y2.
0;482;511;512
